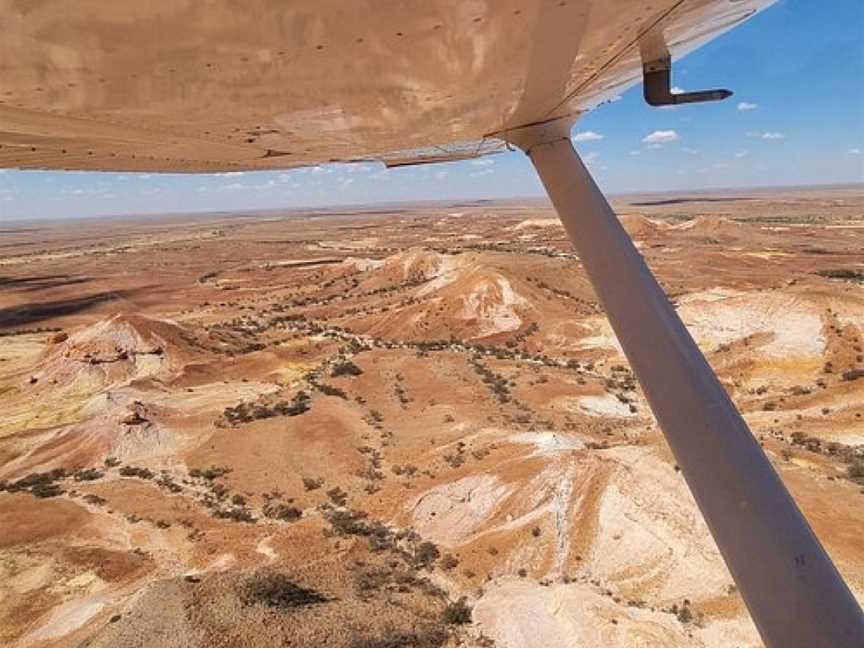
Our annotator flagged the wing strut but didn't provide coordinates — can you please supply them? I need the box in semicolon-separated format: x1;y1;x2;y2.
508;122;863;648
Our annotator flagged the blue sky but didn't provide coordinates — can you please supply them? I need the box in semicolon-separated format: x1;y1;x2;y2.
1;0;862;221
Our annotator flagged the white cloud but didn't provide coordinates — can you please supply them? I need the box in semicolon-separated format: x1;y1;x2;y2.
737;102;759;111
712;162;730;169
642;130;680;145
470;168;494;177
670;86;685;95
609;95;622;103
747;131;785;140
681;147;700;155
628;150;640;156
849;148;861;155
470;158;495;166
213;171;246;177
582;151;600;165
434;170;448;180
735;150;749;159
573;130;604;142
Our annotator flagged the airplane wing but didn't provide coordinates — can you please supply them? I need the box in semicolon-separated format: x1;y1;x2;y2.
2;0;767;172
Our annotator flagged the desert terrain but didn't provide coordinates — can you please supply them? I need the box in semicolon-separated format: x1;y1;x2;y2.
1;185;863;647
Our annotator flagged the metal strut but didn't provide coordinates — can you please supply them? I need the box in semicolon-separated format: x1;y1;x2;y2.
510;125;863;648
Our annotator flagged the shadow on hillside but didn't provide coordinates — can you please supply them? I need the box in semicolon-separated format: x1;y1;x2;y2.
629;197;756;206
0;275;92;292
0;290;132;329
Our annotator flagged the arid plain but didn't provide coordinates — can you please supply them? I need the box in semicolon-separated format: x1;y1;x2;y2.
1;186;863;647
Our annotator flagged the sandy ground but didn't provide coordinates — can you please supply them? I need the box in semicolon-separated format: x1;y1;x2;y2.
1;188;863;647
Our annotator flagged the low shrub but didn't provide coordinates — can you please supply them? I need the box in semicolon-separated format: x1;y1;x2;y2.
118;466;154;480
847;460;864;484
213;507;255;523
243;573;328;609
326;486;348;506
317;383;348;399
189;465;232;480
302;477;324;491
441;598;472;625
263;503;302;522
4;469;67;498
73;468;104;481
413;541;440;569
331;360;363;377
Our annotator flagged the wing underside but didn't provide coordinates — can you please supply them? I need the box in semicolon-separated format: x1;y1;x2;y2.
0;0;772;172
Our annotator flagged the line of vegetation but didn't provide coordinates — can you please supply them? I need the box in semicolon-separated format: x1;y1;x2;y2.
222;390;311;425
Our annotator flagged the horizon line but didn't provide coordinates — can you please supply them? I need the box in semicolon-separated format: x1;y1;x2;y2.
3;180;862;225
